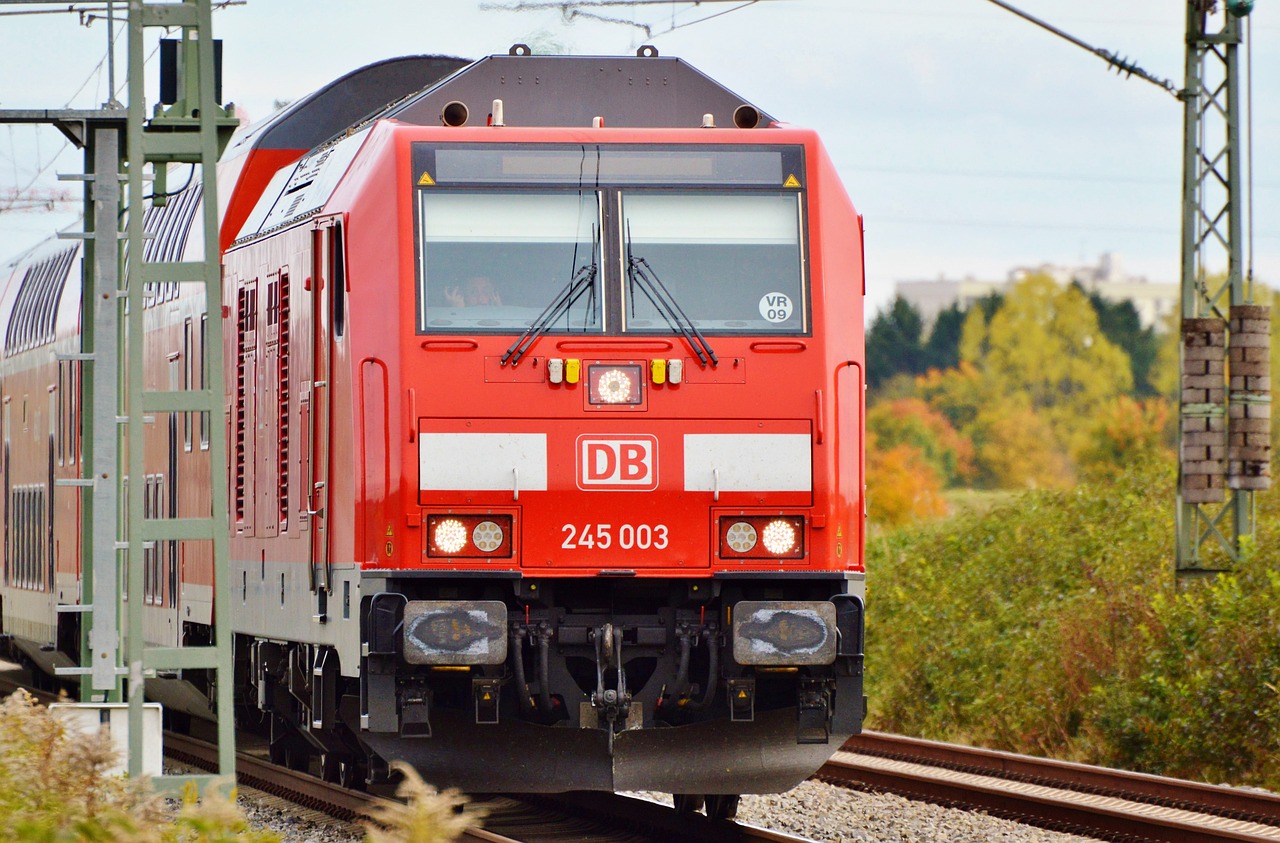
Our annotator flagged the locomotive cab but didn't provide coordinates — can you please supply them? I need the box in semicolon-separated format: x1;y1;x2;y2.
220;50;867;802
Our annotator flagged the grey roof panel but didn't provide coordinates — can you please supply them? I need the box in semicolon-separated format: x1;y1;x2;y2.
248;55;470;151
385;53;775;129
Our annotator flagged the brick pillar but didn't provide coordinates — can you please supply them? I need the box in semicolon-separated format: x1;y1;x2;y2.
1228;305;1271;491
1181;318;1227;504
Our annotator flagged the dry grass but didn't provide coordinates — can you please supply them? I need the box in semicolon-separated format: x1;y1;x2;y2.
362;761;488;843
0;689;279;842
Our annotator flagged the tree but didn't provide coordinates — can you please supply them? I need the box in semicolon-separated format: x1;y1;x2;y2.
1082;287;1160;397
974;274;1134;456
867;398;975;486
865;430;948;527
866;296;927;390
923;303;965;372
1076;396;1174;483
969;400;1074;489
916;361;996;434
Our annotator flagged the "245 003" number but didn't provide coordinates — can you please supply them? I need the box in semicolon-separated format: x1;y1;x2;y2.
561;523;669;550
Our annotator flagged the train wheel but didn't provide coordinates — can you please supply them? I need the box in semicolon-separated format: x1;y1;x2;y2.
321;754;365;791
321;753;341;783
672;794;704;814
340;759;367;791
705;794;740;821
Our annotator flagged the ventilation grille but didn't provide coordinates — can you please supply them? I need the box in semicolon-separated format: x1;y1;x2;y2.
234;285;257;522
277;274;291;527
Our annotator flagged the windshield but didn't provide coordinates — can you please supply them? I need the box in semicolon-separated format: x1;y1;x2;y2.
416;191;602;333
621;193;805;334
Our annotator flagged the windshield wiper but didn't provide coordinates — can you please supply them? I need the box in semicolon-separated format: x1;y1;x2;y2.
625;251;718;368
502;262;598;367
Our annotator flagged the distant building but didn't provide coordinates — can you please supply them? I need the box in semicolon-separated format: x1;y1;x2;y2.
895;253;1178;331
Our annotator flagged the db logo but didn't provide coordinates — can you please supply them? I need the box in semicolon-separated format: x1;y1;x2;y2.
576;435;658;491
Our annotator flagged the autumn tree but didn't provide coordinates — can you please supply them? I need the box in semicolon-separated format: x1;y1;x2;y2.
867;398;975;487
865;430;948;527
968;400;1075;489
966;274;1134;458
916;361;994;435
1076;396;1174;482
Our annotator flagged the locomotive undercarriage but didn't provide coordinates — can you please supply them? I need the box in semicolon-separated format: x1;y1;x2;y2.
354;573;864;795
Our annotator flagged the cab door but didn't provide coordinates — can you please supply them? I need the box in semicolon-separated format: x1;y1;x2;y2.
305;223;338;600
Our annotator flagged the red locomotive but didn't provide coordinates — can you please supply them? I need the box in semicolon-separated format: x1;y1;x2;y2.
0;48;865;816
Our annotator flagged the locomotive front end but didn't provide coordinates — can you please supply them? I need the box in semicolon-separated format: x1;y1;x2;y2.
358;128;866;798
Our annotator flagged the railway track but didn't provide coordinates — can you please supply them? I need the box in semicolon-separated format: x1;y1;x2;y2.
0;670;808;841
13;667;1280;842
831;731;1280;842
168;730;814;843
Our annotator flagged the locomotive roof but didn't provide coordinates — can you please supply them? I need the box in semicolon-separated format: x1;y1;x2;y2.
384;49;775;129
223;54;470;157
231;49;779;245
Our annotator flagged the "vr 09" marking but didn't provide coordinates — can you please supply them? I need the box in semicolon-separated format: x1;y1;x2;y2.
576;435;658;491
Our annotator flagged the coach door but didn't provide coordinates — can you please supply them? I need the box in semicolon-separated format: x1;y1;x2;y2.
306;223;338;601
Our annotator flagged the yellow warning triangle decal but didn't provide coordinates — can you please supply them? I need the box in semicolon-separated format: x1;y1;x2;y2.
418;171;436;186
737;690;748;698
783;173;801;188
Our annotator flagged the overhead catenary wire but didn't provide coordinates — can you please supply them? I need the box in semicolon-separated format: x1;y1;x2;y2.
479;0;770;40
983;0;1180;98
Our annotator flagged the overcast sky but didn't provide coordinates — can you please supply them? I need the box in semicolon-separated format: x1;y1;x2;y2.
1;0;1276;317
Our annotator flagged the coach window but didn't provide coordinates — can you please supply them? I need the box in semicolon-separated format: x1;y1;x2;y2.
416;192;602;333
620;192;806;334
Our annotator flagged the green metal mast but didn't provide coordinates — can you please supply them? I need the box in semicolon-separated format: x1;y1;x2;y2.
1175;0;1267;576
120;0;239;786
1;0;237;788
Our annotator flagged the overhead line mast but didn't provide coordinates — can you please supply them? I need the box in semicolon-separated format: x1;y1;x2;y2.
0;0;237;788
1175;0;1265;576
985;0;1266;577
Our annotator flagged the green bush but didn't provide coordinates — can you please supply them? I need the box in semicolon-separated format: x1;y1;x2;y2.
867;462;1280;788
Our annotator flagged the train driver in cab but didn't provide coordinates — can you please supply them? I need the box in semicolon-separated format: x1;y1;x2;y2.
444;275;502;307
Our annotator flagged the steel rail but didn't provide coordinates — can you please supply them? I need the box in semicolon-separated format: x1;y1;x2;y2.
169;730;812;843
832;731;1280;842
2;670;807;843
164;730;511;843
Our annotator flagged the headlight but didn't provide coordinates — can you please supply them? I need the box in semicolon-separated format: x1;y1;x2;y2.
426;514;513;558
433;518;468;554
588;364;643;406
761;519;798;555
718;515;805;560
